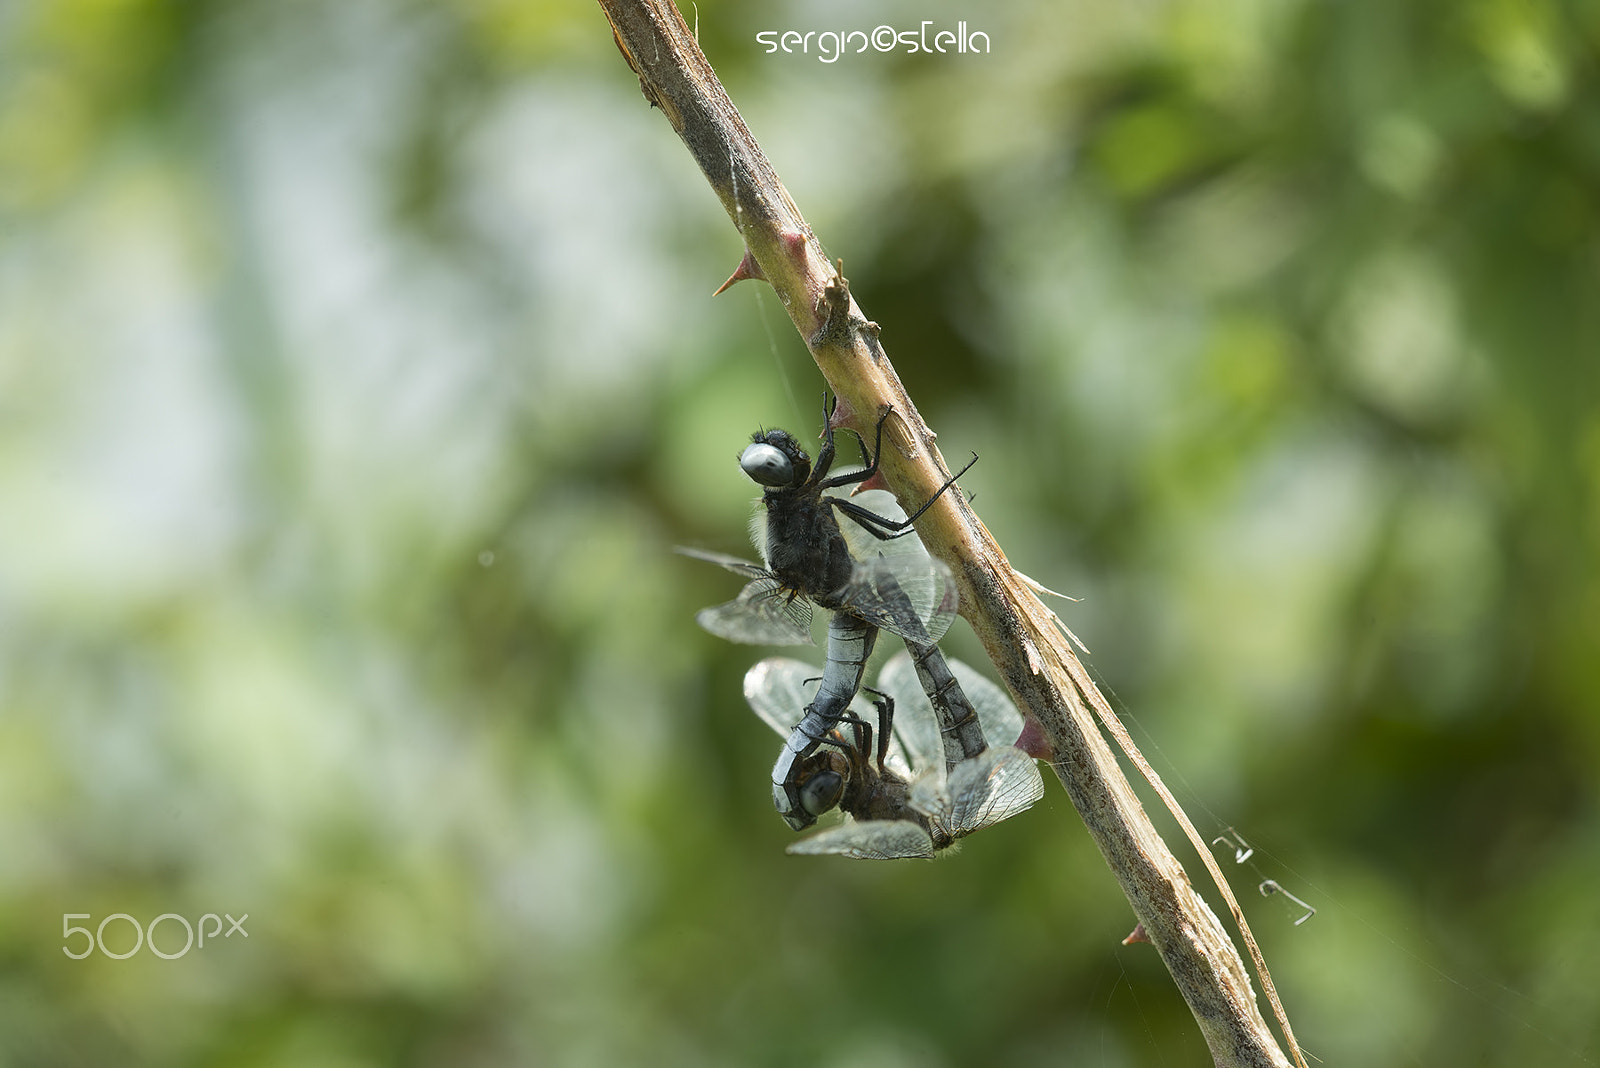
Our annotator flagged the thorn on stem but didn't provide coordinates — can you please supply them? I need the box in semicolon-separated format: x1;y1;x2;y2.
1016;717;1054;761
780;229;809;262
713;249;767;295
855;469;891;494
825;393;858;432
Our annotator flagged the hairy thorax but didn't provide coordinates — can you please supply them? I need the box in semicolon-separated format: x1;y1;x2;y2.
762;490;854;605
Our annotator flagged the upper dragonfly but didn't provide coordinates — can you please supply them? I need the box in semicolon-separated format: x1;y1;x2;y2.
679;398;976;829
744;652;1045;859
681;399;969;648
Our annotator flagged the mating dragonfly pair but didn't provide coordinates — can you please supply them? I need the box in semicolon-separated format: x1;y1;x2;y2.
680;399;1043;859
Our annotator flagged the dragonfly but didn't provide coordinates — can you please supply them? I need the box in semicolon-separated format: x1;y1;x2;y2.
743;652;1045;859
679;399;979;829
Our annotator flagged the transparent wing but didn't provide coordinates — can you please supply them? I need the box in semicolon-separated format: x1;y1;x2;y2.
743;658;821;738
743;658;911;777
679;546;814;645
691;490;953;646
875;653;945;783
948;659;1026;747
943;746;1044;836
836;556;957;646
835;488;957;644
675;545;770;581
785;819;935;860
881;651;1027;757
907;766;953;833
832;488;913;555
907;747;1042;843
694;579;814;646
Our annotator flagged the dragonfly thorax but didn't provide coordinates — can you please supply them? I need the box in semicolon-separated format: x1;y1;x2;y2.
761;492;855;605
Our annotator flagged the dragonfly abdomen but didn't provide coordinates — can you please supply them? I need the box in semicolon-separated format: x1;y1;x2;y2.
909;641;989;771
770;611;880;830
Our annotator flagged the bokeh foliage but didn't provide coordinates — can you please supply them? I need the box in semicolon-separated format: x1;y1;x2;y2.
2;0;1597;1064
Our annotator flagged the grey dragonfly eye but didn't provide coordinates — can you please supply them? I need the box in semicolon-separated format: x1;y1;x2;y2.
799;769;845;817
739;442;793;487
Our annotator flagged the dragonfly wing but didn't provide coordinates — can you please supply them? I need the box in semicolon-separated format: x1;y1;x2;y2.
743;658;818;738
694;579;814;645
944;747;1045;837
907;764;952;825
743;657;880;741
786;819;935;860
675;545;770;581
949;658;1026;747
833;488;915;558
837;556;956;646
835;489;958;643
877;652;945;784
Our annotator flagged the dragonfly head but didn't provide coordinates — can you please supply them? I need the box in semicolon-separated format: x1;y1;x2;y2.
741;429;810;489
774;750;847;830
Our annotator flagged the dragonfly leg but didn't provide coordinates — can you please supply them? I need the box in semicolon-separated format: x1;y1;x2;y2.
817;401;890;491
858;685;895;773
830;710;871;759
825;709;876;767
809;392;841;483
830;449;980;541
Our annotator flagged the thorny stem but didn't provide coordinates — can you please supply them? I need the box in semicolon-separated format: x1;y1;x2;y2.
596;3;1306;1066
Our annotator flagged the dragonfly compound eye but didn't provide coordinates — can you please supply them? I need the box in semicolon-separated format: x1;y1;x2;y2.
798;769;845;817
739;442;794;487
774;782;817;830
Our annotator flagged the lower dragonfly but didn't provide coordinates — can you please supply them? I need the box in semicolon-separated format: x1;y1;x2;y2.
744;652;1044;858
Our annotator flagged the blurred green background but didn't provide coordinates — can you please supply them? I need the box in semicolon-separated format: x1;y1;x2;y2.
2;0;1597;1064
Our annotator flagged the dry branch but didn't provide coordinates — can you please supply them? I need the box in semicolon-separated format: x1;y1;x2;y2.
596;3;1305;1065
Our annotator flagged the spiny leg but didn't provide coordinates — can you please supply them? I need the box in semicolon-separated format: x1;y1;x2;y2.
831;449;980;541
810;392;839;483
832;709;872;760
817;402;892;491
820;403;979;534
859;685;895;773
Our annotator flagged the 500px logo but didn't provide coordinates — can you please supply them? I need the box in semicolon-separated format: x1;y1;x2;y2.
62;912;248;960
756;21;990;63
